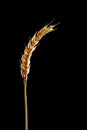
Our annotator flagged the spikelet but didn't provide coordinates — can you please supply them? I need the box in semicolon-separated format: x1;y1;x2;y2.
20;22;60;84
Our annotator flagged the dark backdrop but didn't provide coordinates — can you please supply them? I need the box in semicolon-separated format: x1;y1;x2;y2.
1;2;65;130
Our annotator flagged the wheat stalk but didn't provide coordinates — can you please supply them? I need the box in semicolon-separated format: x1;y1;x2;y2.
20;21;60;130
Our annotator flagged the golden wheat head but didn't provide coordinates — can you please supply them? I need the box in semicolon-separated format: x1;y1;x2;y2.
20;21;60;84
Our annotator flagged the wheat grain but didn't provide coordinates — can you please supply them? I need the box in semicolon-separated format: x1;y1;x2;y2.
21;22;60;84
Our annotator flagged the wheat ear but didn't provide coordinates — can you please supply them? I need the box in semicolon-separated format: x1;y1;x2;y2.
20;21;60;130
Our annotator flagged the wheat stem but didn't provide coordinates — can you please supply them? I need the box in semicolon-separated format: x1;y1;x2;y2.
24;79;28;130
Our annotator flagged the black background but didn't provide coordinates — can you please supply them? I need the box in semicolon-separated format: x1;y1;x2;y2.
1;2;66;130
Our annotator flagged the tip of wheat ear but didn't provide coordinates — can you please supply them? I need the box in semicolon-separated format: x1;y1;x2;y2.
20;22;60;83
